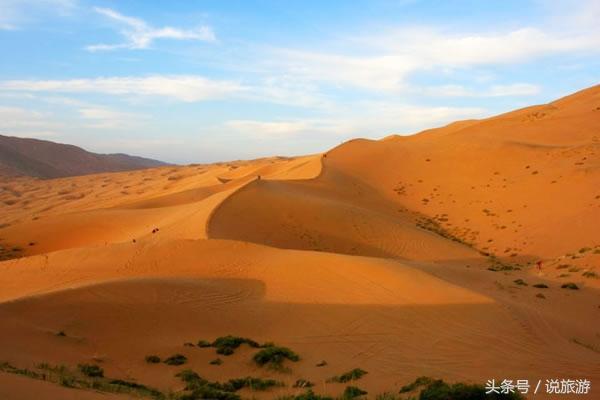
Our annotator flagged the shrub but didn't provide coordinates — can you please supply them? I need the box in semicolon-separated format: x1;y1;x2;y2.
212;335;260;355
342;386;367;399
536;293;546;299
399;376;434;393
78;364;104;378
197;340;212;348
316;360;328;367
532;283;548;288
253;345;300;367
277;390;333;400
209;358;223;365
176;369;205;386
145;355;161;364
561;282;579;290
164;354;187;366
56;331;67;337
179;387;240;400
375;393;400;400
227;376;282;391
328;368;368;383
108;379;164;398
174;370;283;399
583;271;598;279
513;279;527;286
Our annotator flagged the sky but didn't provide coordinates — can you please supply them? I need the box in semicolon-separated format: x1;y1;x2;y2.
0;0;599;164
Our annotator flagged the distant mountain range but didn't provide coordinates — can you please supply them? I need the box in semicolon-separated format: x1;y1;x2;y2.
0;134;169;179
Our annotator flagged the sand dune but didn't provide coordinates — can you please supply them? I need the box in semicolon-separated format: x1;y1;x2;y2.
0;86;599;399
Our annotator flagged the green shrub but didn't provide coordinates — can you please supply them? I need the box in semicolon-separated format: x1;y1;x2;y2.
197;340;212;348
253;345;300;367
532;283;548;288
226;376;282;391
209;358;223;366
277;390;333;400
375;392;400;400
108;379;164;398
164;354;187;366
561;282;579;290
178;387;240;400
145;355;161;364
583;271;598;279
399;376;434;393
78;364;104;378
328;368;368;383
342;386;367;399
513;279;527;286
212;335;260;355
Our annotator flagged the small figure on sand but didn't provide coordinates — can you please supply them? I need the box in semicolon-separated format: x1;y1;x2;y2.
536;260;543;272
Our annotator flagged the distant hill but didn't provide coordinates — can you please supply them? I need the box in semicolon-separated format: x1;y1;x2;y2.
0;134;169;178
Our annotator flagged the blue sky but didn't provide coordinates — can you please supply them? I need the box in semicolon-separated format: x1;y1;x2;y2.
0;0;599;163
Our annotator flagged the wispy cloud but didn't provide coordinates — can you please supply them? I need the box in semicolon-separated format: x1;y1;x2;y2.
0;0;76;30
423;83;541;97
0;105;64;138
87;7;215;51
0;76;243;102
79;107;149;129
265;25;600;94
224;103;486;140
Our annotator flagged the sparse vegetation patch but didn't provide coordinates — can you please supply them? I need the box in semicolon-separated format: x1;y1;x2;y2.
253;345;300;368
164;354;187;366
327;368;368;383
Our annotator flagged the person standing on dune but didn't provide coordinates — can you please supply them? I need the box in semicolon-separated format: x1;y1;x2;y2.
536;260;543;272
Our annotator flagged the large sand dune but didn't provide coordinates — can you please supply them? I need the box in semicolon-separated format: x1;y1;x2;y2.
0;86;599;399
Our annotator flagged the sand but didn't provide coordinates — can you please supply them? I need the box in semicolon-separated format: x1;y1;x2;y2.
0;86;599;399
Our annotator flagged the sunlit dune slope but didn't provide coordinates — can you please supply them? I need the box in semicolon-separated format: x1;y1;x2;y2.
210;85;600;268
0;155;321;256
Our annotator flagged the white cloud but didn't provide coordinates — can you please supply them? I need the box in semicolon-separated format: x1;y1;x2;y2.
0;0;76;30
79;107;149;129
487;84;541;97
87;7;215;51
423;83;541;97
224;103;486;140
0;106;44;120
225;120;314;139
0;76;244;102
0;106;64;136
266;23;600;93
